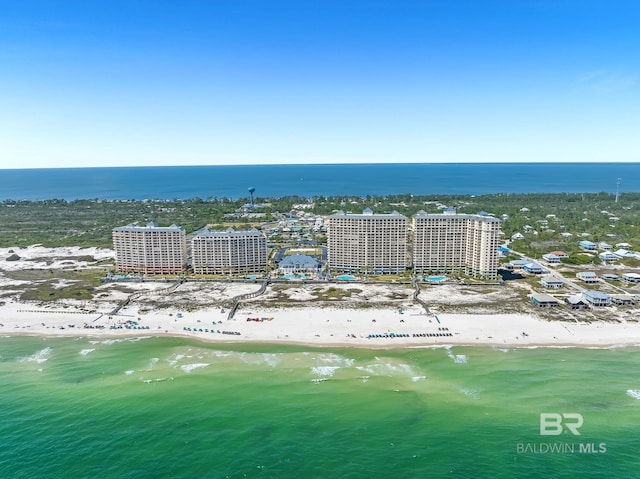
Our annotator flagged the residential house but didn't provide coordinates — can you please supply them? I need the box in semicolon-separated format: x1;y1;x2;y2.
610;295;635;306
576;272;598;283
599;252;619;263
531;294;559;307
523;262;547;274
582;291;610;307
542;253;561;264
622;273;640;283
565;295;589;310
579;240;597;251
540;277;563;289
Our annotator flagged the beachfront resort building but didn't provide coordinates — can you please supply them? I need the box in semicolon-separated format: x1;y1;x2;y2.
112;222;187;274
327;209;408;274
278;254;319;274
191;227;268;275
412;209;501;279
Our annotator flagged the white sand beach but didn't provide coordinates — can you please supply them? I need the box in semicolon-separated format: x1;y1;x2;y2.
1;246;640;348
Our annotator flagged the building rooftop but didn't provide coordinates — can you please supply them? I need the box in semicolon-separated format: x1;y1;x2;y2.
330;209;407;220
565;295;587;305
113;222;184;233
583;290;610;300
279;254;319;267
531;293;559;303
194;227;264;238
413;210;500;222
577;271;597;277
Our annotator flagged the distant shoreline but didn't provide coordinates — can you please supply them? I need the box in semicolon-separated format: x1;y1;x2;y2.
2;162;639;201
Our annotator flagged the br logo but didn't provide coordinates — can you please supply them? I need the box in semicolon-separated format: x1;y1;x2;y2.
540;413;584;436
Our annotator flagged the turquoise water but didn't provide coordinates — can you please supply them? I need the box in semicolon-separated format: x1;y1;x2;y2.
1;336;640;478
336;275;356;281
282;274;296;280
426;275;447;282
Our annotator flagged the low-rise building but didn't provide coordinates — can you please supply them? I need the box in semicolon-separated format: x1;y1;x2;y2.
542;253;561;264
582;291;610;307
622;273;640;283
577;272;599;283
540;276;563;289
579;240;597;251
610;295;635;306
599;252;619;263
523;262;547;274
531;294;559;307
565;295;589;309
278;254;319;274
601;274;620;281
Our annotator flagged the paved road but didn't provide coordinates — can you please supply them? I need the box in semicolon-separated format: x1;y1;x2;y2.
507;248;634;296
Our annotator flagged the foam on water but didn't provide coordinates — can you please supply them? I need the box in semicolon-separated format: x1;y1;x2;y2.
180;363;210;373
79;348;95;356
311;366;340;377
143;377;175;383
90;337;150;346
2;336;640;478
167;353;186;366
356;361;420;378
212;350;233;358
19;347;52;364
445;346;468;364
146;357;160;370
316;353;355;368
626;389;640;400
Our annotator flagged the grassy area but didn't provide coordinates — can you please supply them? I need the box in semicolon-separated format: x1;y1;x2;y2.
313;287;361;300
3;268;108;302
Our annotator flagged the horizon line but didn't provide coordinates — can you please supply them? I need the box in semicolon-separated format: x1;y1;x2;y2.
1;160;639;171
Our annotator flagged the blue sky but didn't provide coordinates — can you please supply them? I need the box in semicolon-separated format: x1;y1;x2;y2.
1;0;639;168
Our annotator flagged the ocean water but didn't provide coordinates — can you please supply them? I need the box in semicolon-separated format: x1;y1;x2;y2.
0;163;638;201
1;336;639;478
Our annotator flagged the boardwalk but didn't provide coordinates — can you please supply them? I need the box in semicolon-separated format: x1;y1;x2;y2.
228;278;270;320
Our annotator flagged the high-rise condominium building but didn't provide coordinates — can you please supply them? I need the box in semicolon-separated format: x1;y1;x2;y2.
412;209;501;279
327;208;408;274
112;222;187;274
191;227;268;275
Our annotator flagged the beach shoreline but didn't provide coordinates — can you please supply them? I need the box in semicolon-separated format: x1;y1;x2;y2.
1;245;640;349
3;302;640;350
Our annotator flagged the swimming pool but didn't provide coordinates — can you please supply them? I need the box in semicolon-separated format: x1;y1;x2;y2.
426;275;447;283
336;275;356;281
